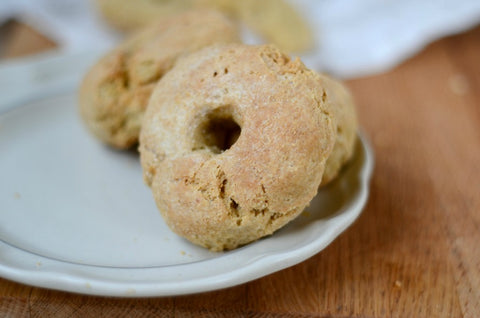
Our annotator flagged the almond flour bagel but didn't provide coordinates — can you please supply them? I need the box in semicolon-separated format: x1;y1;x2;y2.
79;10;239;148
96;0;194;31
320;75;358;186
140;44;336;251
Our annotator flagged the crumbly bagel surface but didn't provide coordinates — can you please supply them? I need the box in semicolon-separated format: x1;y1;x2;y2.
79;10;239;148
140;44;336;251
320;75;358;186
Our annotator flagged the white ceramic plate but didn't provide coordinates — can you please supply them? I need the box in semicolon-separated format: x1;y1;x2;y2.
0;53;373;297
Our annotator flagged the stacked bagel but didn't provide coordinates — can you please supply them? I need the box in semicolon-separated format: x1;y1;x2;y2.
79;10;357;251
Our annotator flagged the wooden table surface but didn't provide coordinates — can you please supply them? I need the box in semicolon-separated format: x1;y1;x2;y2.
1;22;479;318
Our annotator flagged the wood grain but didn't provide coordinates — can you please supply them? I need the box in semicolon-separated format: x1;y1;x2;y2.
0;21;56;59
1;22;479;318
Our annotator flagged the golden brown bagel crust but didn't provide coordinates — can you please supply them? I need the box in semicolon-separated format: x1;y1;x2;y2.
140;44;336;251
79;10;240;148
319;75;358;186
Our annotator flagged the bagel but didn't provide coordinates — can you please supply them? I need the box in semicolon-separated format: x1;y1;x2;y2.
97;0;312;53
320;75;358;186
140;44;336;251
79;10;240;148
96;0;195;31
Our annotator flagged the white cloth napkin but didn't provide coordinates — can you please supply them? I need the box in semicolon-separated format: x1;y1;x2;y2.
295;0;480;77
0;0;120;52
1;0;479;78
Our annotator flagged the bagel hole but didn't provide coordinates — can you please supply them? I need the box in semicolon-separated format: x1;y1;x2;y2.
194;107;241;154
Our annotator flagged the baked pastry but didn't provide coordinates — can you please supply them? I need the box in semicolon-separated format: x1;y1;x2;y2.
140;44;336;251
96;0;194;30
232;0;313;52
79;10;240;148
97;0;313;53
320;75;358;186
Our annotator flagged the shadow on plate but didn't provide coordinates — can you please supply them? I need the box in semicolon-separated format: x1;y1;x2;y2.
287;137;366;229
